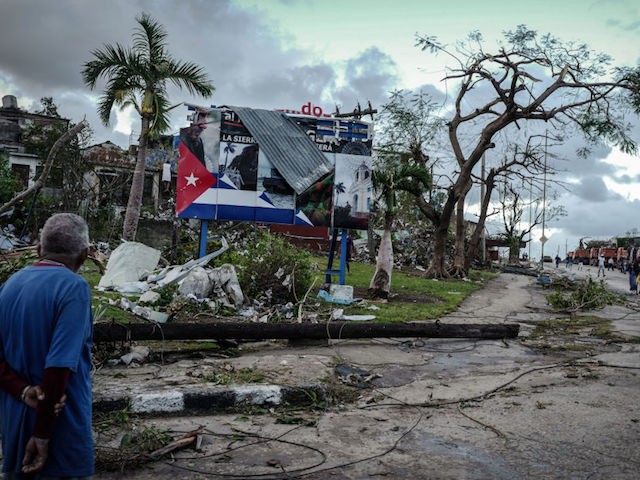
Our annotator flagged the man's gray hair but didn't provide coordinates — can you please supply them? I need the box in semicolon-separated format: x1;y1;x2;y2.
40;213;89;256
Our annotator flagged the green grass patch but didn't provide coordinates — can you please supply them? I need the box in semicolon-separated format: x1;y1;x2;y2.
79;252;496;325
311;257;496;322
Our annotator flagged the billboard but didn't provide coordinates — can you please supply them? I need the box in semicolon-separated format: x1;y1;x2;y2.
176;105;373;229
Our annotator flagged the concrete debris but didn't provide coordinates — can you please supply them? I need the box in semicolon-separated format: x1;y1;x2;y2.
114;281;150;295
119;345;151;366
329;307;375;321
178;266;212;298
94;236;247;322
98;241;161;288
330;284;354;302
317;289;357;305
114;297;170;323
138;290;161;304
340;314;376;321
334;363;380;388
209;264;244;307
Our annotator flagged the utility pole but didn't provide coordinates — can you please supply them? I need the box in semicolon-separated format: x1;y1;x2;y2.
528;177;533;261
540;131;548;269
481;153;486;263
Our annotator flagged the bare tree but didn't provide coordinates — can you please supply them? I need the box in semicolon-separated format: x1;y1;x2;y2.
414;26;639;278
498;180;566;263
463;134;562;271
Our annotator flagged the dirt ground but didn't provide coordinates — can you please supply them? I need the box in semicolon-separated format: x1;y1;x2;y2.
91;271;640;479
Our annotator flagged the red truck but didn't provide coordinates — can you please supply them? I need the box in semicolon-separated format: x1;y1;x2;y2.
572;249;590;265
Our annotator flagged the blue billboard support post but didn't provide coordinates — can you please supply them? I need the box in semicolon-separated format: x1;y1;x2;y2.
198;219;209;258
338;229;348;285
325;229;347;285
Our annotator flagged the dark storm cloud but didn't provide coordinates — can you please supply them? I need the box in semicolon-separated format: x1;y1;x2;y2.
617;173;640;184
0;0;401;146
572;175;622;201
558;193;640;238
333;47;400;113
221;63;338;111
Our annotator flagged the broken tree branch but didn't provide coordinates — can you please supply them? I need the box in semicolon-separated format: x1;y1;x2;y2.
0;120;88;215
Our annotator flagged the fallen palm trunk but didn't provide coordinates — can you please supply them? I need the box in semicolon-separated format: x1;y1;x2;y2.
94;321;519;342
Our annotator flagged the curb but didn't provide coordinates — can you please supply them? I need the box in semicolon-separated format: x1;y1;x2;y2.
93;383;328;415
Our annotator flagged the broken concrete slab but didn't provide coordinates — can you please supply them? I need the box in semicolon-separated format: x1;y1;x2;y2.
98;241;161;288
209;264;244;307
178;266;212;298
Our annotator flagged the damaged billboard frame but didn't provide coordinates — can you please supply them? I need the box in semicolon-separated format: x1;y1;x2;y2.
176;105;374;234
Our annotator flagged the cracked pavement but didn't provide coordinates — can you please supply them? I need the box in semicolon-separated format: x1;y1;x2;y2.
91;271;640;479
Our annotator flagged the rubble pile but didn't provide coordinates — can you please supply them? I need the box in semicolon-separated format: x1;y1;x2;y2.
95;240;248;323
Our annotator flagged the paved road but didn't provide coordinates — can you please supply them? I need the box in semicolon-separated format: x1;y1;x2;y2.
547;261;638;296
89;272;640;479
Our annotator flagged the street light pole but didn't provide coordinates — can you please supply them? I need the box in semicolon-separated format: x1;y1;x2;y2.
481;153;486;264
540;131;548;269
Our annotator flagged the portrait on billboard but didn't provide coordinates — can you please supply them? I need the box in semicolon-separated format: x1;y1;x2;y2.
179;108;221;173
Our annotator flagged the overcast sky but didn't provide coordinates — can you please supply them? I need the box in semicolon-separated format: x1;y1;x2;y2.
1;0;639;260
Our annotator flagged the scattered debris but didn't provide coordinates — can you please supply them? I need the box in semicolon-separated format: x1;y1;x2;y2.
149;426;205;459
98;242;161;289
119;345;151;366
335;363;381;388
317;288;361;305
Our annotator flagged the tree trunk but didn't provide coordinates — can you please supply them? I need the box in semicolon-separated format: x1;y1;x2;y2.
464;174;496;272
94;321;520;342
369;217;393;298
122;116;150;241
425;222;447;278
452;190;468;278
367;211;376;262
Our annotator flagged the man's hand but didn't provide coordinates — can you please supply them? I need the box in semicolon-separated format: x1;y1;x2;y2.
22;436;49;474
22;385;44;409
23;386;66;415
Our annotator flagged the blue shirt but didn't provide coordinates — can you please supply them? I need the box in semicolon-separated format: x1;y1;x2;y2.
0;264;94;476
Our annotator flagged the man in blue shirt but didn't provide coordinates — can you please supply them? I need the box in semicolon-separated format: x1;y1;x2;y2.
0;213;94;478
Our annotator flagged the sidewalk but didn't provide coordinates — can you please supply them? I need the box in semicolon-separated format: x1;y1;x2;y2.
90;272;640;480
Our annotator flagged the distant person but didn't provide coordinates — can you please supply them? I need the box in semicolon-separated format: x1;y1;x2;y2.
0;213;94;477
607;257;614;271
567;256;574;269
628;261;640;294
346;233;354;274
597;254;606;277
555;255;561;268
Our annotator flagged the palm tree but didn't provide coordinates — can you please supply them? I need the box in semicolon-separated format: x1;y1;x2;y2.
82;12;214;240
368;152;431;298
334;181;346;206
222;142;236;172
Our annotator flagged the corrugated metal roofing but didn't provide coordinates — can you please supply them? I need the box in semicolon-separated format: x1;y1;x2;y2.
230;106;333;194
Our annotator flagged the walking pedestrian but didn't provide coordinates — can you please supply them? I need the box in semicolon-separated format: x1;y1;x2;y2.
629;261;640;294
597;254;606;277
0;213;94;477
